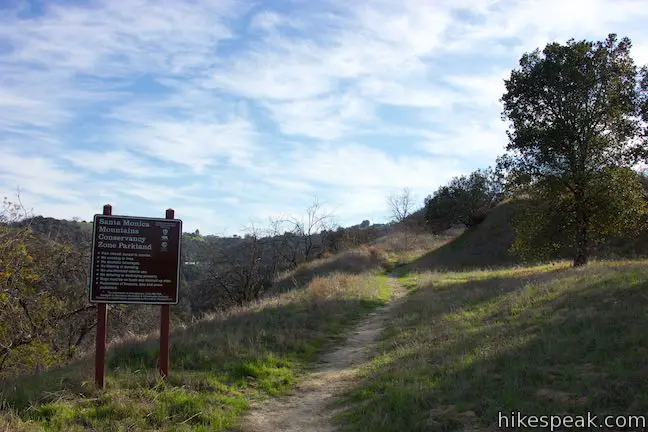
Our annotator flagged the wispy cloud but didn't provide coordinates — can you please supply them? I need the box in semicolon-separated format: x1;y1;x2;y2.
0;150;82;201
1;0;647;233
116;117;258;173
264;93;374;140
65;150;178;178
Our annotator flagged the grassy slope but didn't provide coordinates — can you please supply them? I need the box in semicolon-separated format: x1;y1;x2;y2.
0;248;393;431
410;201;519;272
7;207;648;432
273;245;392;293
410;199;648;273
337;260;648;431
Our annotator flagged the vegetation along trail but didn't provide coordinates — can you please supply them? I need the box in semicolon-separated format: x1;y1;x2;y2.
237;276;407;432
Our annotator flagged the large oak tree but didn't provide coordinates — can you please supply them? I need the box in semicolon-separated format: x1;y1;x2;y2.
499;34;648;266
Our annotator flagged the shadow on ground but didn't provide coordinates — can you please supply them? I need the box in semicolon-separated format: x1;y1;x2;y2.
406;202;519;273
336;263;648;431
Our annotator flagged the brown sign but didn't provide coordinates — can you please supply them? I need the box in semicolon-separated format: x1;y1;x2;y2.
89;214;182;304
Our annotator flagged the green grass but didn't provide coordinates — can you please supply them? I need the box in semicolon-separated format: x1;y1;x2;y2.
336;260;648;431
0;272;394;431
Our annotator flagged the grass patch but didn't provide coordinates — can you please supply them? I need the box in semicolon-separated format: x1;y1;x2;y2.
274;245;391;293
0;272;393;431
336;260;648;431
373;231;451;272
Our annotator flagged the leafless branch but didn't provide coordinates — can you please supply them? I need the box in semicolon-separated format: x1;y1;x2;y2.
387;187;414;223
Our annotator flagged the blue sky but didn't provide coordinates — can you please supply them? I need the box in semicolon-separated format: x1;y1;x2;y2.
1;0;647;235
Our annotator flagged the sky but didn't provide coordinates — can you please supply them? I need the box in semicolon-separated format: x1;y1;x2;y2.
1;0;647;235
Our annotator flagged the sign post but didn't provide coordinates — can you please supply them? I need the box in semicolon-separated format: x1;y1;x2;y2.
94;204;112;389
159;208;175;378
89;206;182;388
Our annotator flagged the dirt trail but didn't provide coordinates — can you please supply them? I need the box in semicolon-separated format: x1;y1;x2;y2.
237;279;406;432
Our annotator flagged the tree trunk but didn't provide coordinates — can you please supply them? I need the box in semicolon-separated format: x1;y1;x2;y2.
574;245;588;266
573;194;589;267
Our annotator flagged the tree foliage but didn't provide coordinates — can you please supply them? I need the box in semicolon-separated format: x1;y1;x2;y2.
424;168;502;231
0;199;170;378
0;200;95;376
511;168;647;261
499;33;648;266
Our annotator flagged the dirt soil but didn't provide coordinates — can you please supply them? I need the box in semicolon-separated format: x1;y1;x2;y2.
237;280;406;432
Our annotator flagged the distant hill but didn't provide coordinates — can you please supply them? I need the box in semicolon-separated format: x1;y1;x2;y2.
13;216;93;246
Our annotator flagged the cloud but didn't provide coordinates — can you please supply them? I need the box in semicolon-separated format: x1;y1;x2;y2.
443;0;648;55
0;0;238;77
248;10;304;33
0;150;82;202
207;40;334;101
0;86;70;130
66;150;178;178
283;143;463;189
442;70;510;109
234;142;467;227
358;78;454;109
101;180;201;205
1;0;647;234
419;120;508;160
263;93;374;140
115;117;258;173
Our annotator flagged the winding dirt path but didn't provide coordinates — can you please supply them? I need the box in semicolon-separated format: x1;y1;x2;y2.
237;279;406;432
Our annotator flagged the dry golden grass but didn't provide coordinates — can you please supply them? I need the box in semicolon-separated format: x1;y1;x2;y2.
273;245;391;293
370;231;447;253
368;230;455;270
306;272;388;300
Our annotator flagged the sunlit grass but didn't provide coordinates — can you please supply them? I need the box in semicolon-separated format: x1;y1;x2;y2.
416;261;572;286
0;269;393;431
337;259;648;431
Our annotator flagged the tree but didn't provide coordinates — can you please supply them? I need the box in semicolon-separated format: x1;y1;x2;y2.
386;188;414;223
194;224;275;310
499;33;648;266
271;199;336;267
424;168;502;230
294;199;335;261
0;198;96;376
510;168;647;262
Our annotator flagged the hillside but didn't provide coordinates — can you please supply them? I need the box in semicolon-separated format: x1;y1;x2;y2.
409;201;519;271
0;212;396;380
0;246;396;431
5;210;648;430
337;261;648;431
410;199;648;272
